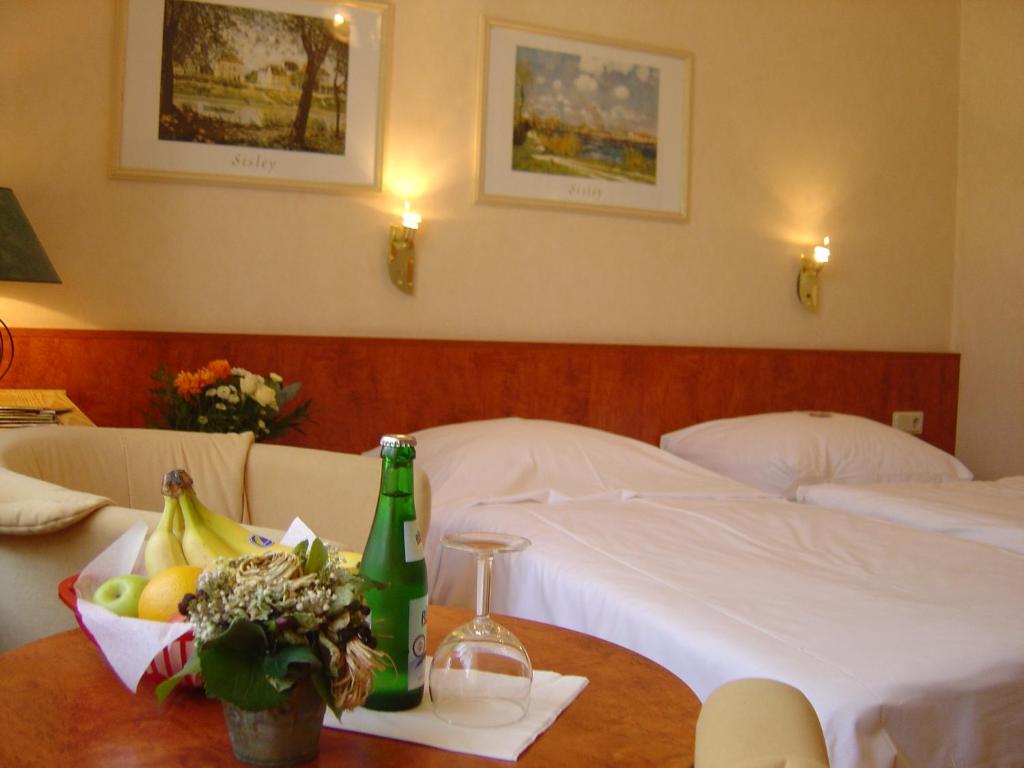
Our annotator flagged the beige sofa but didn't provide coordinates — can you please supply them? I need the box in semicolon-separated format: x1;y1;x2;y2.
0;426;430;652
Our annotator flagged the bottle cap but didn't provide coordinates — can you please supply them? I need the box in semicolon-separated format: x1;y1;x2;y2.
380;434;417;448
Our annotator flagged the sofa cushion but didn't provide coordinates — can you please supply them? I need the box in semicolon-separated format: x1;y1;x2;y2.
244;443;431;550
0;426;254;520
0;468;111;534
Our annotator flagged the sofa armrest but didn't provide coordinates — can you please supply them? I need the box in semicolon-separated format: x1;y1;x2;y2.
244;444;430;551
0;505;161;653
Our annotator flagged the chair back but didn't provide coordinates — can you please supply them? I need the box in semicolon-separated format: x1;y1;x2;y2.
695;678;830;768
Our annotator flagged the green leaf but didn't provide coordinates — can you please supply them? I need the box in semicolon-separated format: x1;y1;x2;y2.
198;618;285;711
200;647;285;711
277;381;302;405
305;538;328;574
155;651;202;704
263;645;319;695
292;539;309;559
205;617;269;656
197;620;331;712
311;665;342;719
263;643;319;679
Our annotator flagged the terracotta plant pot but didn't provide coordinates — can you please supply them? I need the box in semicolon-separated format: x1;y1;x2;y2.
221;674;328;767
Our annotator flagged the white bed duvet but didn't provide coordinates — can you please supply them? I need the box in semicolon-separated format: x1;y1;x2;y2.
797;476;1024;555
428;496;1024;768
412;419;1024;768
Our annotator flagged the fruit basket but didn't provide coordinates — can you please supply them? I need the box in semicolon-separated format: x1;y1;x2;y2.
59;573;199;687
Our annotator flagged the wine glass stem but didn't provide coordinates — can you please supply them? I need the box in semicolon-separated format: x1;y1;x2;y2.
475;553;493;618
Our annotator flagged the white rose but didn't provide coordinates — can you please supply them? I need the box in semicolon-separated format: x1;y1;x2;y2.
239;372;261;396
253;383;279;410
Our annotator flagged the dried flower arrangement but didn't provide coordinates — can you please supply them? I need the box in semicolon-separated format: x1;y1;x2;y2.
158;539;385;718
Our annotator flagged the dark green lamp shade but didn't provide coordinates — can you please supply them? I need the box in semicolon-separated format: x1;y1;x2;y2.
0;187;61;283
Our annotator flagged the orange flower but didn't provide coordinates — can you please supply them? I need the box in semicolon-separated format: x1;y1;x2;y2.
207;359;231;380
174;370;203;398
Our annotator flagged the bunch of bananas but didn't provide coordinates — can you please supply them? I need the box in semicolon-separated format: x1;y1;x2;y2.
144;468;287;576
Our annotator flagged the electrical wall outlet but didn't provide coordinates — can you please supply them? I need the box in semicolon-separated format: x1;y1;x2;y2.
892;411;924;435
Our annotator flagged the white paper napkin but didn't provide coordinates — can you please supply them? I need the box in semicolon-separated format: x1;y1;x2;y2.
277;516;319;548
76;522;194;691
324;658;588;761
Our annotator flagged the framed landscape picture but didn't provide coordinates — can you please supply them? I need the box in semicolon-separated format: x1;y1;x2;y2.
111;0;390;193
478;19;692;220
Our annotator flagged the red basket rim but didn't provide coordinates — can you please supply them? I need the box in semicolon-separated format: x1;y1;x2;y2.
58;573;80;612
58;573;99;646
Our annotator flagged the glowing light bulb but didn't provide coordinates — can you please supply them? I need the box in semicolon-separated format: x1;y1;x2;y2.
813;236;831;264
333;13;345;27
401;201;421;230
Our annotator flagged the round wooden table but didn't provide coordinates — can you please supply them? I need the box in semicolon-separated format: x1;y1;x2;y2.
0;605;698;767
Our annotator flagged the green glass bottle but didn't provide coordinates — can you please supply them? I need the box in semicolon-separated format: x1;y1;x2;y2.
361;434;428;711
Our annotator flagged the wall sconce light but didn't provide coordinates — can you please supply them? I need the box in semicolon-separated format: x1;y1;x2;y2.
388;201;421;295
797;236;830;312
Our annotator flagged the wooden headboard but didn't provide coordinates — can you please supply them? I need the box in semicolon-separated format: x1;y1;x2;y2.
8;329;960;454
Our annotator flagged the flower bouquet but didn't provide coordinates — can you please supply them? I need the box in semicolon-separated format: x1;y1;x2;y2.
148;359;312;442
158;539;386;766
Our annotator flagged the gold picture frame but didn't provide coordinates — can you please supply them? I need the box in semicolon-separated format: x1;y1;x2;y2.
110;0;391;194
477;18;693;220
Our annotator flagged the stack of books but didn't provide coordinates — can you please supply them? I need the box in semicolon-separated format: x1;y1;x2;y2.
0;407;60;428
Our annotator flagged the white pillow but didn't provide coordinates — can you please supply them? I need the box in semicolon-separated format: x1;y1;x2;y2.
659;412;973;499
399;417;771;511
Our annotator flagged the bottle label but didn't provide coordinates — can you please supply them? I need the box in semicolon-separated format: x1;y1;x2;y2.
408;594;428;690
404;520;424;563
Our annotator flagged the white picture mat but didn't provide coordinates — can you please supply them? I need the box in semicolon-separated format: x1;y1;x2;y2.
116;0;385;190
480;22;691;218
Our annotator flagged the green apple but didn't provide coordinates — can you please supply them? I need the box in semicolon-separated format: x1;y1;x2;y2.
92;574;150;618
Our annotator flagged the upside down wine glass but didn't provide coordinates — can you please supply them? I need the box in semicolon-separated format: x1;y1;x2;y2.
429;532;533;727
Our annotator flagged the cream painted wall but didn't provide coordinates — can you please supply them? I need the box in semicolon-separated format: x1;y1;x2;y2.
1;0;960;352
953;0;1024;478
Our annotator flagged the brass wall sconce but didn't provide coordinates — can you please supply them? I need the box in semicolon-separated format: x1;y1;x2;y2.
797;236;830;312
388;202;421;295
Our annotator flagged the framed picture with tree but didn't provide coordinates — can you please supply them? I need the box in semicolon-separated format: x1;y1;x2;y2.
111;0;390;193
477;19;692;220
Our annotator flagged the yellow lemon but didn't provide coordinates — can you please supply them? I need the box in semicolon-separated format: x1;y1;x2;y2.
137;565;202;622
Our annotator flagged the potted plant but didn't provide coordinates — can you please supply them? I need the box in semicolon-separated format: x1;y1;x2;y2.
158;539;385;767
148;358;312;442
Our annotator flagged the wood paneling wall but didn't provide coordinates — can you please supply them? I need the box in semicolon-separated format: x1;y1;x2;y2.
5;329;960;454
